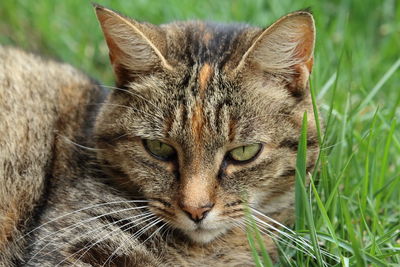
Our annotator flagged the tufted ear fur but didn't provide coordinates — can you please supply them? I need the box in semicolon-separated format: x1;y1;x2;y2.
235;11;315;95
94;4;173;87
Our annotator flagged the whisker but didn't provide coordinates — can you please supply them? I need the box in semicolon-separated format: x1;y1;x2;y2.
62;215;158;267
28;211;152;263
232;218;313;258
21;200;149;240
251;216;331;260
159;223;173;242
101;84;162;112
102;218;164;266
250;208;305;239
58;135;103;151
251;216;312;249
161;222;174;245
242;218;315;259
231;220;247;231
28;205;149;249
89;103;164;121
238;218;334;266
129;218;162;241
249;209;339;262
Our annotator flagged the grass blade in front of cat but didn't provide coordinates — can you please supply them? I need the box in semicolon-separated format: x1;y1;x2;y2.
246;224;263;267
310;176;345;265
295;112;324;266
245;208;274;267
253;221;274;267
294;111;307;263
295;113;307;262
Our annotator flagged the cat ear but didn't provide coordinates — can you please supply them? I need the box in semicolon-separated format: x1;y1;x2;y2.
94;4;173;86
235;11;315;95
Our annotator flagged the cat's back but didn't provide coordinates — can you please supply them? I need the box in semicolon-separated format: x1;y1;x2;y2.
0;46;105;265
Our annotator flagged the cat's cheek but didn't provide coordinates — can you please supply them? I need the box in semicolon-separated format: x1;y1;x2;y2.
249;187;295;216
248;189;269;208
261;189;295;215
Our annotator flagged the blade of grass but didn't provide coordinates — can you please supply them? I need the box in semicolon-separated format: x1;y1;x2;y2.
356;58;400;113
295;112;324;266
256;229;273;265
245;204;273;267
275;241;295;267
244;204;273;267
295;112;307;264
360;109;379;214
374;118;397;213
251;216;274;267
296;173;325;266
340;196;366;267
309;177;343;265
246;224;264;267
315;232;389;267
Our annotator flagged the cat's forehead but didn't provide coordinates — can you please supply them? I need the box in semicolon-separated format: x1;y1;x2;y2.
162;21;260;67
125;54;288;145
159;73;275;147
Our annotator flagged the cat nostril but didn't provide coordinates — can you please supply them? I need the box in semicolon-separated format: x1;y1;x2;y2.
180;203;214;223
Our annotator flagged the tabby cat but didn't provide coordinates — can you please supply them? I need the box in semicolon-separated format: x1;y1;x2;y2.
0;4;318;266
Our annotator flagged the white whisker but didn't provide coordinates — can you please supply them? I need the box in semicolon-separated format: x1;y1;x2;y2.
232;218;316;261
21;200;149;240
58;135;103;151
92;103;164;121
28;205;149;249
243;218;316;259
101;84;162;112
29;212;152;264
62;215;158;267
102;218;164;266
249;208;339;262
251;216;334;260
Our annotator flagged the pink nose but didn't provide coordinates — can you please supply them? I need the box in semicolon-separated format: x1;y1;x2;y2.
179;202;214;223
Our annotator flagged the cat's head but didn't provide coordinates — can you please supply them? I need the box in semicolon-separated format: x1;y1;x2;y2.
93;5;318;244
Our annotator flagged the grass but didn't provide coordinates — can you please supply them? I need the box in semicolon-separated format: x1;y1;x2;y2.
1;0;399;266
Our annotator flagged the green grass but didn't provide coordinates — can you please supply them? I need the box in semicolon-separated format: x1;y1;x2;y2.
1;0;399;266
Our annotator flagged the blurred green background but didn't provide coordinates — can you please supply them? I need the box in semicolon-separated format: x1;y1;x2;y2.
1;0;399;89
1;0;399;265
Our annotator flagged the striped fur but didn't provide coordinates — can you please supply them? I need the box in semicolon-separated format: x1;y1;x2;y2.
0;4;319;266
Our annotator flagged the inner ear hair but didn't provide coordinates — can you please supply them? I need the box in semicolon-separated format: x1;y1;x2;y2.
94;4;173;87
235;11;315;95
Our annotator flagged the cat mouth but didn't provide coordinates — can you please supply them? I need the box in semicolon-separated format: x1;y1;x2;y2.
180;222;229;244
168;209;234;243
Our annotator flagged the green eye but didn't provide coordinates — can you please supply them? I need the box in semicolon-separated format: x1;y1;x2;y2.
228;144;262;163
143;139;176;160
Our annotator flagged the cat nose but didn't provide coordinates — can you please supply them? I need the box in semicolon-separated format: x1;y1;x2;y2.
179;202;214;223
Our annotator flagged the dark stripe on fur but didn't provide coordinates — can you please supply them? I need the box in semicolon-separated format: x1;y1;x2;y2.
149;204;175;217
224;200;242;207
279;138;318;151
150;198;172;208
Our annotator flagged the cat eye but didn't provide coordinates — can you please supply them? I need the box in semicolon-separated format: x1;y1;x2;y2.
143;139;176;161
228;144;262;163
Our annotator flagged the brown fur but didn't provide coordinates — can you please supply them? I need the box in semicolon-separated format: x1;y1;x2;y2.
0;46;105;265
0;4;319;266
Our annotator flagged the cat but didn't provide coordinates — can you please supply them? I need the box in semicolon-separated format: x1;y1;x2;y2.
0;4;319;266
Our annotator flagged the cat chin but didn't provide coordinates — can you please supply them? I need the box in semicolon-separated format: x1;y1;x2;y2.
184;227;227;244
